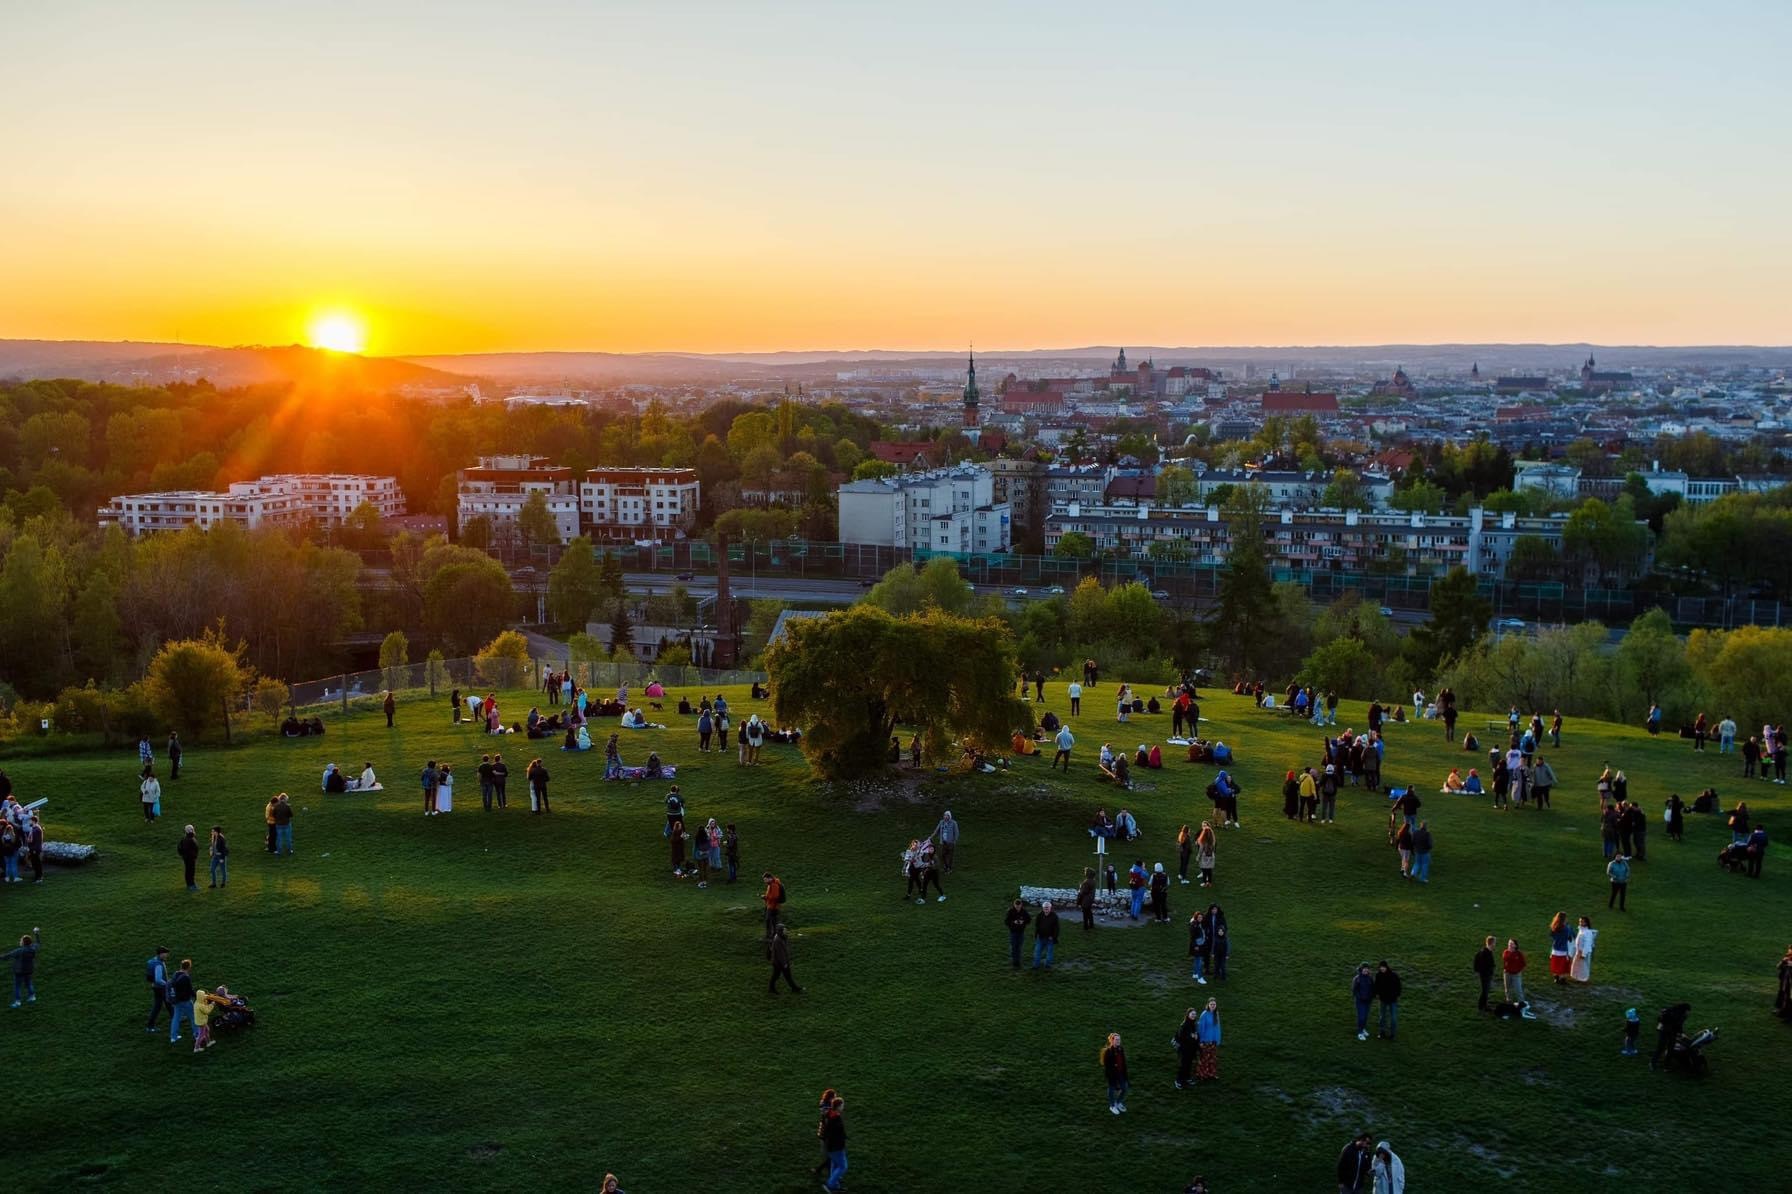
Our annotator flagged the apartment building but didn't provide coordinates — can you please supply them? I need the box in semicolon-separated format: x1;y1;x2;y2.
1043;503;1592;578
837;465;1012;553
455;456;700;544
98;473;404;535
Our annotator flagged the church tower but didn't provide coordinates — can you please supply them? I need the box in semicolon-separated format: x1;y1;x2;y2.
962;348;981;429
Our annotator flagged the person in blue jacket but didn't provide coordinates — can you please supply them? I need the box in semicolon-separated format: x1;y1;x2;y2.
1195;997;1223;1080
1352;963;1375;1040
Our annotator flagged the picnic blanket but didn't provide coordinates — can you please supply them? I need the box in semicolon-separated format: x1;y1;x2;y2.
612;764;678;781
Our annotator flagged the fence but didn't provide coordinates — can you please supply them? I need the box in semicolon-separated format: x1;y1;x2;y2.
288;655;767;716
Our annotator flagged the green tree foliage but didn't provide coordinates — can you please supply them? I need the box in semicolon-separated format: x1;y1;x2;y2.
143;628;249;741
1320;468;1370;510
1053;531;1095;558
1505;535;1560;582
766;605;1029;779
547;536;609;629
0;534;70;695
1301;637;1377;699
851;459;899;481
1212;487;1277;674
1158;464;1197;507
424;557;516;655
70;568;123;685
1616;608;1691;716
1691;625;1792;733
1562;496;1649;585
726;411;778;460
864;557;975;617
474;629;532;688
253;677;291;729
1655;487;1792;596
517;491;562;548
1388;478;1447;515
1403;566;1491;681
378;629;410;690
568;631;606;662
609;601;634;654
715;507;799;541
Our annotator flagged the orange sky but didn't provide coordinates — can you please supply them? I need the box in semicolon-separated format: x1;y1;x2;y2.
4;3;1789;354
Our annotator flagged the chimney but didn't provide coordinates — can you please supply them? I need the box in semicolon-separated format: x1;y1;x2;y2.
712;532;737;667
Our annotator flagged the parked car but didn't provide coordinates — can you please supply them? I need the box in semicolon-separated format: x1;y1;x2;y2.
1151;589;1171;600
1047;585;1066;595
1498;618;1526;629
674;571;695;581
1011;587;1030;597
1377;606;1394;617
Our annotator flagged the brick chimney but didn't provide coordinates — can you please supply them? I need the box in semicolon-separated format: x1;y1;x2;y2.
712;532;738;667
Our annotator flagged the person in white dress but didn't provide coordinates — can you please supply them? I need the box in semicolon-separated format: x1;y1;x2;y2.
140;769;162;822
357;763;379;791
1569;915;1598;983
436;764;455;813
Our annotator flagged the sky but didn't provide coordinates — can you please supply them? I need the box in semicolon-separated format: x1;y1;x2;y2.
3;0;1789;355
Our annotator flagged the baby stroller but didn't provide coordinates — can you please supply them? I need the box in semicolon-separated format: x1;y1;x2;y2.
1666;1026;1718;1074
209;994;257;1035
1718;843;1751;873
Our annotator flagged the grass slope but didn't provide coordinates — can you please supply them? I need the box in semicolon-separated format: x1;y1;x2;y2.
3;686;1788;1191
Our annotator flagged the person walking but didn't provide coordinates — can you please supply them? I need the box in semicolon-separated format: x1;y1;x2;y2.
933;810;960;873
1473;935;1496;1011
383;690;396;727
818;1095;847;1193
761;872;786;948
1174;1006;1201;1089
273;794;294;855
1336;1133;1374;1194
5;927;40;1007
1502;939;1527;1005
1411;821;1433;883
1188;910;1210;984
1101;1032;1129;1114
140;767;162;823
767;924;802;994
167;733;182;781
1352;963;1375;1040
177;824;200;891
167;958;196;1044
1195;822;1216;888
1608;854;1631;911
1374;961;1402;1040
1052;724;1074;771
1032;899;1060;968
697;708;713;752
1005;899;1031;969
145;946;171;1031
1570;915;1598;983
1067;679;1082;717
208;825;228;889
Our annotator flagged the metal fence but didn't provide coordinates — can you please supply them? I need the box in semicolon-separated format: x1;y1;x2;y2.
288;655;767;716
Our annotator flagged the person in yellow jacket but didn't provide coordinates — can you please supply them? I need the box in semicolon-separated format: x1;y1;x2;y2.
192;987;227;1052
1298;768;1318;823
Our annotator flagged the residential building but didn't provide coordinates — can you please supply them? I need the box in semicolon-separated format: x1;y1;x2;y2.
1190;469;1396;509
837;465;1011;553
1043;503;1601;578
982;458;1048;540
1514;461;1583;498
98;473;404;535
455;457;699;544
456;456;583;543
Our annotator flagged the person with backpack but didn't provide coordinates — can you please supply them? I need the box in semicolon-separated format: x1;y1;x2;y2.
818;1095;848;1192
762;872;787;947
1149;862;1170;923
1100;1032;1129;1114
145;946;171;1031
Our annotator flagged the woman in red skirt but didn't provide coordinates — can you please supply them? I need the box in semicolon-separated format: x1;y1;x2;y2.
1547;911;1573;984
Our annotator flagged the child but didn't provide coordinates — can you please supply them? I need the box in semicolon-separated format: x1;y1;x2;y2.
193;987;219;1052
1104;863;1118;896
1621;1007;1641;1056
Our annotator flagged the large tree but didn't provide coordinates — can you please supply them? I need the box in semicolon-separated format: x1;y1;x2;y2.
767;605;1030;779
143;627;250;741
1211;488;1277;674
424;557;516;655
547;536;609;629
1403;565;1492;681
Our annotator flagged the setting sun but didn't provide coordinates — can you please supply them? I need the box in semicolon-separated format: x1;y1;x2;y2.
307;312;366;354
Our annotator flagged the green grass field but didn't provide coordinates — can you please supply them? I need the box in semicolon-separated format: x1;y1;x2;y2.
4;682;1788;1192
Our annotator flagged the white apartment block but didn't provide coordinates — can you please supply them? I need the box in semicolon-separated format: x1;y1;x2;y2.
99;474;404;535
837;465;1012;553
455;456;700;544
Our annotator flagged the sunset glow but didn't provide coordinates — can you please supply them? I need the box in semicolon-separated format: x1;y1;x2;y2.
307;313;367;355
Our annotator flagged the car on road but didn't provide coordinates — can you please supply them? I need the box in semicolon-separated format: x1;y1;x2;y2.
1011;587;1030;597
1151;589;1171;600
674;571;695;582
1378;606;1394;617
1497;618;1526;629
1047;585;1066;595
858;577;876;588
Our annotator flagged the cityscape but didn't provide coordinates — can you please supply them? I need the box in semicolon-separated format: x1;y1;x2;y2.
3;3;1789;1192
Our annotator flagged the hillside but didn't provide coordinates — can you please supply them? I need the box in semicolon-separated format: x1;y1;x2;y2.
0;340;467;389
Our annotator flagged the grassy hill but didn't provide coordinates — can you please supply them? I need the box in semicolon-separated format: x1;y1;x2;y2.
3;685;1787;1190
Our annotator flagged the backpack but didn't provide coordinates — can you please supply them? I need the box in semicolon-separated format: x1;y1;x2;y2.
145;957;160;984
777;880;789;905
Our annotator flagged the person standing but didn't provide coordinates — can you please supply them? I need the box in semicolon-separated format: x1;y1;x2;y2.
1719;715;1737;753
1127;859;1148;920
273;794;294;855
1195;997;1222;1081
1100;1032;1129;1114
1352;964;1375;1040
818;1096;847;1193
1032;899;1060;968
451;688;463;725
437;764;454;814
1034;671;1045;702
1076;867;1097;931
138;734;154;771
768;924;802;994
1550;710;1562;748
1067;679;1082;718
1174;1006;1201;1089
24;815;43;885
1650;1003;1692;1069
724;823;740;883
761;871;786;948
1374;961;1402;1040
145;946;171;1032
208;825;228;889
167;732;182;781
1005;899;1031;969
1548;912;1573;985
383;690;396;727
167;958;196;1044
1196;822;1216;888
1052;724;1074;771
1473;935;1496;1011
933;810;960;873
697;708;713;752
528;758;551;813
264;794;279;853
478;755;496;812
177;824;200;891
1371;1141;1405;1194
1336;1133;1374;1194
1188;910;1210;984
420;760;438;817
5;927;40;1007
1608;854;1631;910
1502;939;1527;1005
1177;823;1193;884
491;754;509;810
140;767;162;823
1148;862;1170;923
1570;915;1598;983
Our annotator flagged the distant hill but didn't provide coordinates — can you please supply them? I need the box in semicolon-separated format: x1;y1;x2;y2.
399;350;777;385
0;340;467;388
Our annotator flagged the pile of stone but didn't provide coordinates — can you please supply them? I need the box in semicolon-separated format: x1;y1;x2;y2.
1018;885;1134;921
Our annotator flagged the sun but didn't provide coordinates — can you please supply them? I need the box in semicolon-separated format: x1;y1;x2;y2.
307;312;367;354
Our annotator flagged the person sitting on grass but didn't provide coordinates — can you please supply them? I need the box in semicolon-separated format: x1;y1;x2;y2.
1463;768;1484;794
356;762;379;791
1089;809;1116;839
1012;731;1040;757
1444;768;1465;792
1115;808;1141;840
